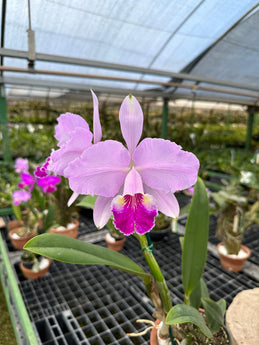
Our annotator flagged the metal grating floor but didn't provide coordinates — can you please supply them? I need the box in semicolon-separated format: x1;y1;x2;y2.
1;196;259;345
10;225;258;345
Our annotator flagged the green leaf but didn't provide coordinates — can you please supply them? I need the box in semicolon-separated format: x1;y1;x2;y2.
31;186;44;211
166;304;212;339
182;177;209;298
77;195;97;209
43;202;56;231
189;281;201;310
217;298;226;316
200;278;209;299
12;204;22;221
24;233;151;286
201;297;226;334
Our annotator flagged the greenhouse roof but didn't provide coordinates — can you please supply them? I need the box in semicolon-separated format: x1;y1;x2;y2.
1;0;259;106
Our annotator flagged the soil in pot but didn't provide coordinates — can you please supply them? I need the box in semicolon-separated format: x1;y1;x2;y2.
217;242;251;272
8;227;36;250
20;257;51;280
49;219;79;238
105;232;126;252
151;319;232;345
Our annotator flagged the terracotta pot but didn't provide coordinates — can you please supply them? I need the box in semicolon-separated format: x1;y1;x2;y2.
105;233;126;252
8;227;36;250
49;219;79;238
7;220;23;231
20;258;51;280
217;242;251;272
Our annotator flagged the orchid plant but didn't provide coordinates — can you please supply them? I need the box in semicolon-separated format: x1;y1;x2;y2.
25;92;227;344
12;157;60;235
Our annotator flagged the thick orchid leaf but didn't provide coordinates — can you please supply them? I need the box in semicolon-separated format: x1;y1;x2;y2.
24;233;151;286
182;177;209;300
77;195;97;209
43;202;56;231
200;278;209;299
166;304;212;338
12;204;22;221
189;281;201;310
201;297;226;334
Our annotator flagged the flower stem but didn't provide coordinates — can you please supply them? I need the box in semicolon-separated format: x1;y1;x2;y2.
136;233;172;314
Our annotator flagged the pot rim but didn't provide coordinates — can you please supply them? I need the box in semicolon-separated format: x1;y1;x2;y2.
217;242;251;260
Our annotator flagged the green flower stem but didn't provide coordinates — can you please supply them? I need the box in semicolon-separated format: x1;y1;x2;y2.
136;233;172;314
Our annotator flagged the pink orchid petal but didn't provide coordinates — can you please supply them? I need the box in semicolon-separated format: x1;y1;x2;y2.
55;113;90;147
15;158;29;173
93;196;113;229
144;185;179;219
112;193;157;236
91;90;102;144
134;138;199;193
50;128;93;176
12;190;31;205
67;192;79;207
123;168;144;195
119;95;143;155
65;140;130;197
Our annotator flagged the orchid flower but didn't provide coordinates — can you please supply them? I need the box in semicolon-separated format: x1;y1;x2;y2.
37;175;61;193
12;190;31;205
49;90;101;205
18;173;35;191
14;158;29;173
34;157;51;178
50;93;199;236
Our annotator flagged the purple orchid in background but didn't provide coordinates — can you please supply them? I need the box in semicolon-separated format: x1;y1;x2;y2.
37;175;61;193
12;190;31;205
34;157;51;178
18;172;35;191
14;158;29;173
49;92;199;236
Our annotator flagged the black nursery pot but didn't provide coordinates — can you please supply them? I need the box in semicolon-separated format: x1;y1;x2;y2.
150;226;171;242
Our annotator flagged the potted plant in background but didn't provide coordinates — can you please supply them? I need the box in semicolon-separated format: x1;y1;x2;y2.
8;158;58;279
34;158;79;238
104;218;126;251
20;250;51;280
25;93;232;344
150;212;171;242
211;178;259;272
78;195;126;251
48;177;79;238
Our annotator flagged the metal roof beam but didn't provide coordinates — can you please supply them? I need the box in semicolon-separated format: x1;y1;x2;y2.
1;47;259;93
1;76;164;99
1;66;259;100
2;76;259;106
173;93;258;107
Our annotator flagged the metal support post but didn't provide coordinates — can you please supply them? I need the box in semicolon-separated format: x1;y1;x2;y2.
0;88;11;162
162;98;169;139
245;106;257;151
